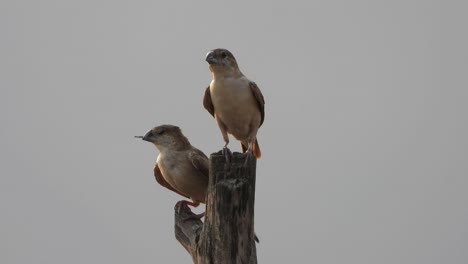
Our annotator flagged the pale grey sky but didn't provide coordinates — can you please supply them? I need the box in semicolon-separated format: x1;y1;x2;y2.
1;1;467;263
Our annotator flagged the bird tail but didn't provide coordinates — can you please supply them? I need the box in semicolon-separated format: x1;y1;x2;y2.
254;139;261;158
241;139;261;159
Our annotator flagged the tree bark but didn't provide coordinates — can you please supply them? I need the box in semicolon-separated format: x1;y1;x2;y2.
175;151;257;264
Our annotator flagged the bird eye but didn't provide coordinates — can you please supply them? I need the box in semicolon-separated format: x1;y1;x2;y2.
157;130;165;135
221;51;227;58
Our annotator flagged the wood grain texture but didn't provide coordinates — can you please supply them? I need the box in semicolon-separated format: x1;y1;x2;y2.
175;151;257;264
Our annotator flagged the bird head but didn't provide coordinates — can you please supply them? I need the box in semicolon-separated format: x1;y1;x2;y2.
139;125;190;151
205;48;241;77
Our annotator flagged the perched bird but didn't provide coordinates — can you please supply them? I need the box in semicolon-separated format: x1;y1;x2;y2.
137;125;209;212
203;48;265;161
137;124;260;242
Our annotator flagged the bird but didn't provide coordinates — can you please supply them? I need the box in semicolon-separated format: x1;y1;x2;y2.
203;48;265;162
136;125;209;215
137;124;260;242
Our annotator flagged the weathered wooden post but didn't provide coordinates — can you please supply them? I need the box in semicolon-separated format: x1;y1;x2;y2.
174;151;258;264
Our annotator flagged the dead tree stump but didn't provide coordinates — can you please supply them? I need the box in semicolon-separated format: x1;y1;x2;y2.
174;151;257;264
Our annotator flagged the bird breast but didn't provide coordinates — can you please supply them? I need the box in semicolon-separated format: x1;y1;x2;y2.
157;152;207;201
210;77;261;139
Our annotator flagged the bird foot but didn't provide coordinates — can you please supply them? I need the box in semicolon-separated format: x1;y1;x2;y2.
222;147;232;164
243;151;255;167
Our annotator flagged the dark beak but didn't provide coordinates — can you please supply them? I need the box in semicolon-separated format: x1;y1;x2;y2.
205;51;218;64
142;130;154;142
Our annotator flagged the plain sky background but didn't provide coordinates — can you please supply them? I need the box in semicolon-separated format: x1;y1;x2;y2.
1;1;467;263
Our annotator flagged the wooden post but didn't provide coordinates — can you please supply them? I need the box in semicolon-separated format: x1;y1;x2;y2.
174;151;257;264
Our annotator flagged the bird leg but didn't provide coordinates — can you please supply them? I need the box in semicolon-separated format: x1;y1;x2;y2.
243;151;254;167
223;143;232;164
216;119;232;164
243;138;255;166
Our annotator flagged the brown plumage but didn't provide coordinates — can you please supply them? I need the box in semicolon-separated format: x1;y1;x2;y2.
138;124;260;242
140;125;209;207
203;48;265;159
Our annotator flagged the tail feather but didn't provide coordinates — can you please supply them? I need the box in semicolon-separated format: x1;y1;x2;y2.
253;139;261;158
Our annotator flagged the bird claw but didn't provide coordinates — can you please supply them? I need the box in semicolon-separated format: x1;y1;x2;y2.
223;147;232;164
243;151;254;167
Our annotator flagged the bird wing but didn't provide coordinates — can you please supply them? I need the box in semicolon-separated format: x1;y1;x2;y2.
188;148;210;180
154;164;189;199
249;82;265;126
203;86;215;117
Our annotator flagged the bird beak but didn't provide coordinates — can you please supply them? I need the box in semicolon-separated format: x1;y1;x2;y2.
205;51;218;64
142;130;154;142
